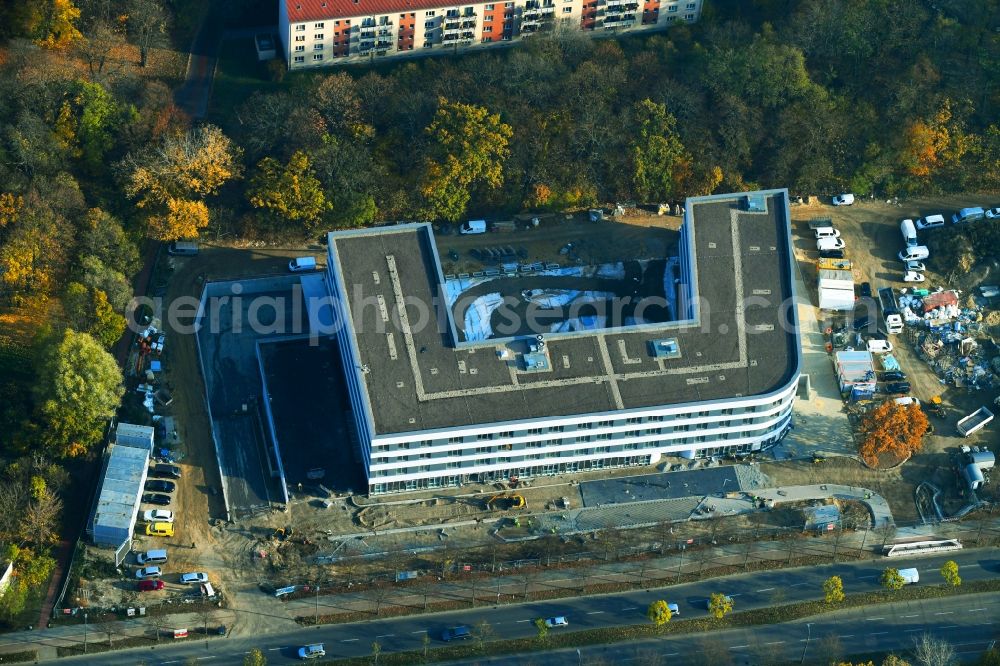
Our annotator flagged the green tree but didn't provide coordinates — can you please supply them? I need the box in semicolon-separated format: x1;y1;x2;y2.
880;568;905;592
630;99;689;202
707;593;733;619
371;640;381;665
881;655;912;666
419;97;512;222
28;0;83;49
647;599;673;628
940;561;960;587
533;617;549;641
247;151;329;226
63;282;126;348
0;546;56;621
243;647;267;666
823;575;845;604
78;209;141;277
35;329;124;457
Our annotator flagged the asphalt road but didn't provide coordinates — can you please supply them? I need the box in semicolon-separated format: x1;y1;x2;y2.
48;548;1000;665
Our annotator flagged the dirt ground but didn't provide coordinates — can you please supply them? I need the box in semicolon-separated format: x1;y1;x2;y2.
785;194;1000;521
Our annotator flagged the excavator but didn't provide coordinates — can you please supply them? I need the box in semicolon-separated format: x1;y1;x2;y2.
486;494;526;511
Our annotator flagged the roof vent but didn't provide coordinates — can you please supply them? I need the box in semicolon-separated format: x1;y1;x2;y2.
296;3;302;9
744;194;767;213
649;338;681;359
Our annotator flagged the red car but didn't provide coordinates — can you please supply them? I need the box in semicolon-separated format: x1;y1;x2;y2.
138;579;164;592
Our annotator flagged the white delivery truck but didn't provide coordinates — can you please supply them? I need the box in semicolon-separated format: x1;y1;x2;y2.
818;269;855;311
460;219;487;234
288;257;317;272
900;219;918;247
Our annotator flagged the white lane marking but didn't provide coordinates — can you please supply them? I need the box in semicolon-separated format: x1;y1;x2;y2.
756;588;775;592
765;641;785;645
935;612;954;616
268;647;281;651
376;634;395;638
905;628;925;633
623;607;639;611
867;617;885;621
729;645;749;649
901;614;920;618
839;635;853;639
163;662;180;665
587;611;605;615
342;638;359;642
789;583;809;587
411;630;426;634
729;593;742;597
941;625;960;629
969;608;987;612
870;632;889;636
664;653;679;657
516;619;530;623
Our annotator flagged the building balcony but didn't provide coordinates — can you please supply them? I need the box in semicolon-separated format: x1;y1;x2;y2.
602;14;637;27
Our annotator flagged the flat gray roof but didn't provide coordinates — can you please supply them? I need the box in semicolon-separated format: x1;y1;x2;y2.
329;190;799;435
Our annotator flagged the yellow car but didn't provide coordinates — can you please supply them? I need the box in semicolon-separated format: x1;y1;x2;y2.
146;522;174;537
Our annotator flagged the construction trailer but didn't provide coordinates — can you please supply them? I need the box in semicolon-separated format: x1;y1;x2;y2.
818;269;855;311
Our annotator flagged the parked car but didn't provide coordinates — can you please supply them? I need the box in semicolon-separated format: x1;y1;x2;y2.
297;644;326;660
144;480;176;493
859;282;872;299
819;249;846;259
441;626;472;641
138;579;164;592
151;463;182;479
142;493;171;506
852;315;872;331
903;271;926;283
544;616;569;628
814;227;841;240
903;260;926;272
880;371;907;382
985;207;1000;220
145;522;174;537
135;566;162;579
179;572;209;585
668;603;680;616
885;381;911;394
142;509;173;524
866;339;894;354
816;237;846;251
915;214;946;230
832;193;855;206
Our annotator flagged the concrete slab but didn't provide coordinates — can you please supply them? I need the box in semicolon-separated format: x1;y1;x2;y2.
580;466;739;506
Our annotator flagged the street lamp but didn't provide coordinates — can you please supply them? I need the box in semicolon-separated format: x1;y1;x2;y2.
83;613;88;654
799;622;812;664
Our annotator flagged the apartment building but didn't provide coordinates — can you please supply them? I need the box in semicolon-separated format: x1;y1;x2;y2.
279;0;702;67
324;190;801;494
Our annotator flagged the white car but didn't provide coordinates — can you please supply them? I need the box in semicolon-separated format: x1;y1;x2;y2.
298;644;326;660
904;271;926;283
915;214;946;229
816;237;846;251
903;260;926;272
832;193;855;206
814;228;841;240
179;572;209;585
142;509;174;523
866;339;894;354
135;566;162;579
985;207;1000;219
544;616;569;628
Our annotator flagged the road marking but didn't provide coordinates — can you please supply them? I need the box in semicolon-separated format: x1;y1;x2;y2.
587;611;605;615
765;641;785;645
342;638;359;642
905;628;925;633
867;617;885;621
664;653;679;657
411;630;426;634
729;593;742;597
623;607;639;611
268;647;281;651
756;587;775;592
789;582;809;587
901;614;920;618
729;645;749;649
163;662;180;665
941;625;960;629
934;612;954;616
870;632;889;636
376;634;395;638
969;608;987;612
839;635;853;639
516;619;530;623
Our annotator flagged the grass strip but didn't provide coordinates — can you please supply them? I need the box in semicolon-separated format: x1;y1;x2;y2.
321;579;1000;665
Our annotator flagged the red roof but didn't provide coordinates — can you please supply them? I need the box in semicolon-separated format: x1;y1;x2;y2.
286;0;478;20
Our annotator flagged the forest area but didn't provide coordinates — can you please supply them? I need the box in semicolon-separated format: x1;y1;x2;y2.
0;0;997;629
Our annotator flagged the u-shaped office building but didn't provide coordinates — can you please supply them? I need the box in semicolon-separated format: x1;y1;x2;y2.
324;190;801;494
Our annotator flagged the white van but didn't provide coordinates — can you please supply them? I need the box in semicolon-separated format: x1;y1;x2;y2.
952;207;985;224
898;246;929;262
898;567;919;584
137;549;168;565
167;241;199;256
899;219;917;247
915;214;945;230
460;219;487;234
817;237;846;251
288;257;317;272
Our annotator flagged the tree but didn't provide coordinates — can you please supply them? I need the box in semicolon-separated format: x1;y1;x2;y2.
20;485;63;548
0;546;56;620
120;125;242;241
533;617;548;641
370;640;382;665
79;255;133;314
858;402;929;467
243;647;267;666
35;329;124;457
418;98;512;222
880;567;905;592
881;656;912;666
823;575;845;604
78;209;141;278
28;0;83;49
64;283;126;348
630;99;690;202
126;0;170;68
246;151;329;227
707;593;733;619
474;619;493;652
912;633;955;666
646;599;673;628
939;561;960;587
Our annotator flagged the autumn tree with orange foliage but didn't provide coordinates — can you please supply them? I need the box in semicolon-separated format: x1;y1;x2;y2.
858;402;929;468
899;99;974;183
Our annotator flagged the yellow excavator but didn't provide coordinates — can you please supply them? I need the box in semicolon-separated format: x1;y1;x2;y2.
486;494;526;511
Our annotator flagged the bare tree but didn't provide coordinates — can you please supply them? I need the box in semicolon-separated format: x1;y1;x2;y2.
474;619;493;653
127;0;170;68
912;633;956;666
20;486;62;548
196;605;214;637
692;636;733;666
816;633;844;666
94;616;119;648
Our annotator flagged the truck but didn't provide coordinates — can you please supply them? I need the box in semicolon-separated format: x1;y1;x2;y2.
460;219;487;234
808;217;833;230
818;269;855;311
957;407;994;437
877;287;904;335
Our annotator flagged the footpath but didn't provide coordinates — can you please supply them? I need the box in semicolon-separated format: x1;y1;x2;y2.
4;514;997;660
